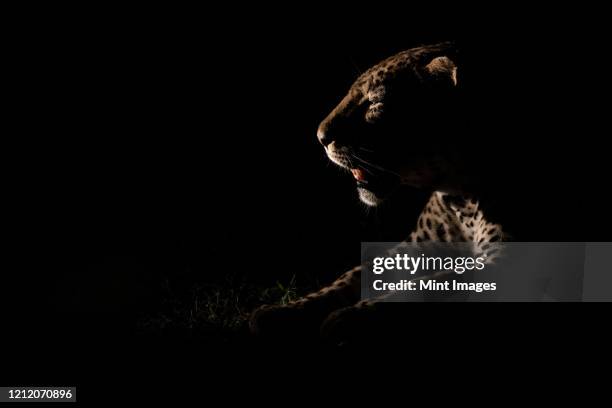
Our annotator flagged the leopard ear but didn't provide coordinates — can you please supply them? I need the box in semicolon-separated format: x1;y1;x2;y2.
424;56;458;86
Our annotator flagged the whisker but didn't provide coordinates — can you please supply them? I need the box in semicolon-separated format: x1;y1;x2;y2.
351;153;402;177
356;163;376;176
346;155;357;169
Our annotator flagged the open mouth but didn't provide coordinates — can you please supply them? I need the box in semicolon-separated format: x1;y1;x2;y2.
327;147;401;200
349;165;401;198
351;168;366;182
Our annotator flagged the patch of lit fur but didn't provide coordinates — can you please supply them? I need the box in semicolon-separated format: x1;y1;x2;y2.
327;153;349;168
357;187;383;206
326;151;352;170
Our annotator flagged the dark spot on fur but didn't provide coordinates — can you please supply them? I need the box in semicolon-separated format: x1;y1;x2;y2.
436;224;446;240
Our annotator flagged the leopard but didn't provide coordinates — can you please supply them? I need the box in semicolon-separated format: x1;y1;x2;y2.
249;42;519;343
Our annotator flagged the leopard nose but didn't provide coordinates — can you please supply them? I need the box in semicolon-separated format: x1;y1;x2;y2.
317;123;333;147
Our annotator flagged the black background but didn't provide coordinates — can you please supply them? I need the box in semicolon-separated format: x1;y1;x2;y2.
3;2;611;393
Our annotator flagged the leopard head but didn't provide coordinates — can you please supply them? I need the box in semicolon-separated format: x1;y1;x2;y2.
317;42;462;206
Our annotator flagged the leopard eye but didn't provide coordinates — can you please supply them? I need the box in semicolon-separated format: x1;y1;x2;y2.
365;102;384;123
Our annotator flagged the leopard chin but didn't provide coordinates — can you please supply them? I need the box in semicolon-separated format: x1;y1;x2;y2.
357;187;383;206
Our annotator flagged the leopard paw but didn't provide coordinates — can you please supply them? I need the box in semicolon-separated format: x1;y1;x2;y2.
320;305;376;346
